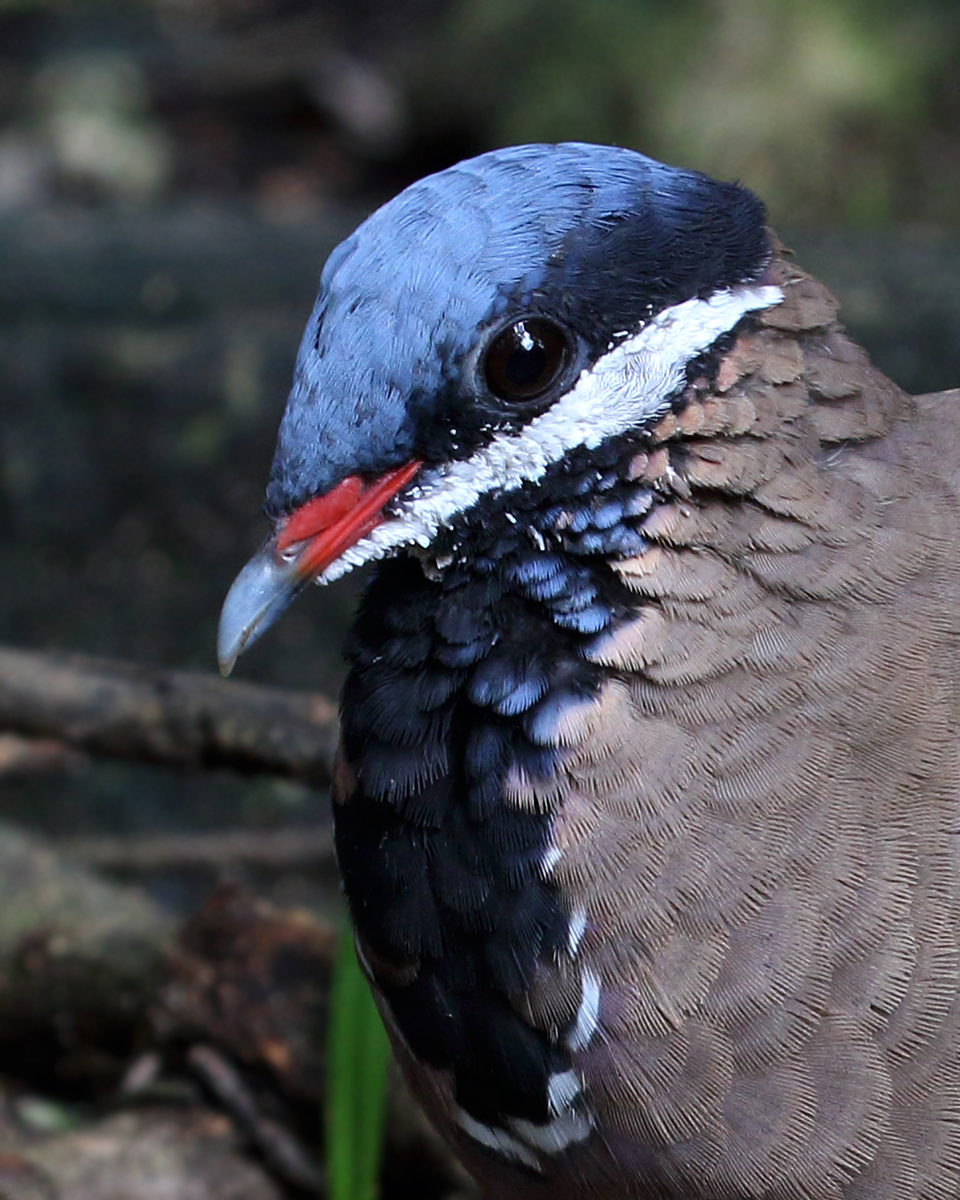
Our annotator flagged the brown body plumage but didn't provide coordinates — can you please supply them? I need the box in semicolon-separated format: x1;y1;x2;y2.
358;245;960;1199
219;143;960;1199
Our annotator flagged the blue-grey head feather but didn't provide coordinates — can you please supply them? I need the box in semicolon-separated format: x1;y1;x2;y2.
265;142;767;517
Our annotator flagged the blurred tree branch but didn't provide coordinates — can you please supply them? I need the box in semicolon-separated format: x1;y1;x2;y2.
0;646;338;786
60;826;336;873
0;640;471;1195
0;821;173;1086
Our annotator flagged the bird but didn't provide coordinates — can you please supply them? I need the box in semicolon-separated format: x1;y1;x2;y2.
218;142;960;1200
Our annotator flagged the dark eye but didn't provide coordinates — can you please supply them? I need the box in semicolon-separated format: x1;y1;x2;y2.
484;317;570;403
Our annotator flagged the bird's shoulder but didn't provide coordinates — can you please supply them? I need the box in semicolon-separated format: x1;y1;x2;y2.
508;250;960;1199
333;247;960;1200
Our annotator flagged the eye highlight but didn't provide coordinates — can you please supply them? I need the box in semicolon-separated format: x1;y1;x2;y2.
484;317;570;403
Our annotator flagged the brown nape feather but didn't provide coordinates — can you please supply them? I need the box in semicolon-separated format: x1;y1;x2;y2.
475;244;960;1200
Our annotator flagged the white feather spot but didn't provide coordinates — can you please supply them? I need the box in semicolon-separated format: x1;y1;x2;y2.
568;968;601;1051
509;1109;594;1154
547;1069;582;1115
540;845;562;876
567;907;587;957
455;1109;543;1171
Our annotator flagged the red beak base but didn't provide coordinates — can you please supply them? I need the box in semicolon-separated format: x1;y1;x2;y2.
277;459;423;580
217;459;422;675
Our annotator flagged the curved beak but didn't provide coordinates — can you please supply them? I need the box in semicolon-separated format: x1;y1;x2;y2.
217;534;305;677
217;460;421;676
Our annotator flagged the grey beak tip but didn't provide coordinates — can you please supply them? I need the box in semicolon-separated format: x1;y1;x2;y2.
217;651;238;679
217;538;302;676
216;612;247;678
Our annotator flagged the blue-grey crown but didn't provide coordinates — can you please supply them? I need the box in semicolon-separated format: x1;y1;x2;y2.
264;142;768;518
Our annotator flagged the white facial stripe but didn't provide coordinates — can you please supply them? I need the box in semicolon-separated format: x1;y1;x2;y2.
318;283;782;585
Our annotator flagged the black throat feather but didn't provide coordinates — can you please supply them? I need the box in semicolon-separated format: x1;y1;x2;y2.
335;429;662;1129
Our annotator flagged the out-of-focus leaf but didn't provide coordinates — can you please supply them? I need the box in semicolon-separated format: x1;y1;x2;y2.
326;926;391;1200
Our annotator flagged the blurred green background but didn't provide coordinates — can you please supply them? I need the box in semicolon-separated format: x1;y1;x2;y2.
2;0;960;896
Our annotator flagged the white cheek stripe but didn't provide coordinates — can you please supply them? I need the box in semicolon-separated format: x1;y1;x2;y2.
318;284;782;584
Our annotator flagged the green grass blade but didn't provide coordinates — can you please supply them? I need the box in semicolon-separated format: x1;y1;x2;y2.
326;926;391;1200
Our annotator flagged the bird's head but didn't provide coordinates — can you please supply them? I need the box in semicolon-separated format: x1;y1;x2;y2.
218;142;780;674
